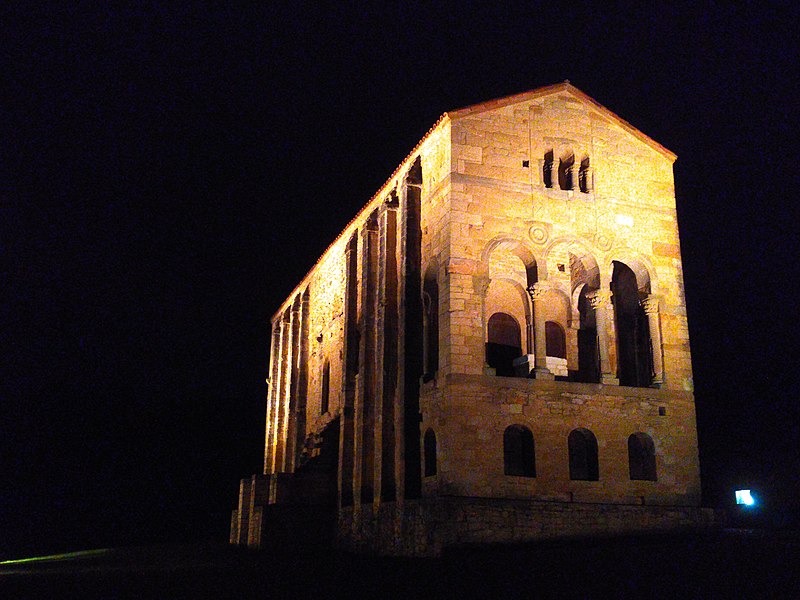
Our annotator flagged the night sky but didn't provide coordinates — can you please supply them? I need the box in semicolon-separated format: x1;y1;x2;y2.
4;3;799;556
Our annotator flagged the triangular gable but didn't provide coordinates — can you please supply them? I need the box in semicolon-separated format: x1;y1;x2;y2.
446;81;676;161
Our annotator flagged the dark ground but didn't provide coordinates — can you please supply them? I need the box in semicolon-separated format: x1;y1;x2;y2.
1;530;798;599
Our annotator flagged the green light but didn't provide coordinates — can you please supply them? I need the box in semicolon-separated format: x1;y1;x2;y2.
0;549;110;566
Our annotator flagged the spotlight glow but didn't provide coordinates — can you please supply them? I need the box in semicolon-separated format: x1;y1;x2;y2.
735;489;755;506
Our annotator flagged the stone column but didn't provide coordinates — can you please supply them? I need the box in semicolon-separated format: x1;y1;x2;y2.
525;313;535;355
567;308;580;374
527;282;554;380
583;165;594;192
641;294;665;387
569;163;580;191
474;274;493;375
587;289;618;385
549;158;559;189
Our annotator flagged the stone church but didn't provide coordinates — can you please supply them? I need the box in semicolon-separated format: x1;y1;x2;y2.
230;82;712;556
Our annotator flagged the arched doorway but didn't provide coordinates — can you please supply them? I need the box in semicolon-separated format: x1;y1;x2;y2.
486;312;522;377
612;261;653;387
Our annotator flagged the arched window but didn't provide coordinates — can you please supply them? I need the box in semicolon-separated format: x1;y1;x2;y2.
486;312;522;377
628;433;657;481
568;428;599;481
320;360;330;415
545;321;566;358
504;425;536;477
424;429;437;477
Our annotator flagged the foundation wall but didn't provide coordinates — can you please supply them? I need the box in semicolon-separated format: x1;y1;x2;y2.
338;498;717;556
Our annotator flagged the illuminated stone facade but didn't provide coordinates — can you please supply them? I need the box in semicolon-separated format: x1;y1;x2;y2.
230;83;712;555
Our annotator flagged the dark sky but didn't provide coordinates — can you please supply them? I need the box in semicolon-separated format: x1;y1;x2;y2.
3;3;799;556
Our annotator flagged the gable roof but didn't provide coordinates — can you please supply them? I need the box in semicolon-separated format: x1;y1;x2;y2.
446;81;676;161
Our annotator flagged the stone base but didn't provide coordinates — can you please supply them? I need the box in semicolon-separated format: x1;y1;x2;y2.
512;354;535;377
336;497;718;556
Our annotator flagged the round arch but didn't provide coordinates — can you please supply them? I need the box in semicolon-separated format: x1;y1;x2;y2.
606;251;657;293
491;277;533;320
542;235;602;286
481;235;542;282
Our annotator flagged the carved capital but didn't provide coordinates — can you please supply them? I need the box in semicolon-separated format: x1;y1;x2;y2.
526;281;550;302
586;289;613;309
641;295;661;315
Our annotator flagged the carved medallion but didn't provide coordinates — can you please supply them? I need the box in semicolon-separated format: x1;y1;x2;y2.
529;223;549;245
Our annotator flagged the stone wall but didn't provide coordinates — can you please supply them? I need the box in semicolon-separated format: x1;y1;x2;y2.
421;375;700;507
338;498;717;556
443;85;692;391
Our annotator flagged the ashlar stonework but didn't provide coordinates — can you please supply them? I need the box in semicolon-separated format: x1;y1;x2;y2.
230;82;714;556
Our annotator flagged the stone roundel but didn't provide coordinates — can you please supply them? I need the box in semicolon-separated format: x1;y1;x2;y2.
529;225;548;245
595;233;613;251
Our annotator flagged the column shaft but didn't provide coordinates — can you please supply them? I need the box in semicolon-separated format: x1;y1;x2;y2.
569;163;580;191
474;275;492;375
549;158;559;189
642;295;664;387
588;290;619;385
529;282;554;379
